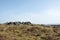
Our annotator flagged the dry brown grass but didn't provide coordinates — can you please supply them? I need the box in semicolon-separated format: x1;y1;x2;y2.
0;24;60;40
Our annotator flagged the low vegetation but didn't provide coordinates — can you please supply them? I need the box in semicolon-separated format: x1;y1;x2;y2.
0;22;60;40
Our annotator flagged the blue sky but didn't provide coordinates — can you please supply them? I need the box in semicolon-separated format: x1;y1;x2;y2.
0;0;60;24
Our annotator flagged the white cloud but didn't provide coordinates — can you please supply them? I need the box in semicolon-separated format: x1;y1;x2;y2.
1;8;60;24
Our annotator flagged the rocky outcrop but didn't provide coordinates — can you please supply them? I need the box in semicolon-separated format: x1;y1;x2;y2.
5;21;32;25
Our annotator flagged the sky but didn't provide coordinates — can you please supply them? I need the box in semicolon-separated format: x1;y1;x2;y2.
0;0;60;24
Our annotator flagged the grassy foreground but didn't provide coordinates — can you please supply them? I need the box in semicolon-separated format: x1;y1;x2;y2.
0;24;60;40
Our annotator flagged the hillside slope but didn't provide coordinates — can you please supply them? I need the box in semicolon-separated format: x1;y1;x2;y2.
0;24;60;40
